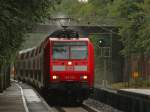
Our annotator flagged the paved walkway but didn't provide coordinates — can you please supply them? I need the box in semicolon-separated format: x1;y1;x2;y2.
0;82;26;112
19;83;51;112
0;82;53;112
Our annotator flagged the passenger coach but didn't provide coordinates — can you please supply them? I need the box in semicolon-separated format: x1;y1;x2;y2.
15;29;94;103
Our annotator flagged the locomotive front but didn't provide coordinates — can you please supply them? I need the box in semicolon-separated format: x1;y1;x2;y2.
15;29;94;103
47;31;94;101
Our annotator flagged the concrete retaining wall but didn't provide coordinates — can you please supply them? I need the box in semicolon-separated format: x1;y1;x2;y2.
92;87;150;112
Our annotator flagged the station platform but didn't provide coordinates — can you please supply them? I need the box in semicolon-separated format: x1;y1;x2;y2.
119;88;150;101
120;88;150;96
0;81;53;112
0;82;26;112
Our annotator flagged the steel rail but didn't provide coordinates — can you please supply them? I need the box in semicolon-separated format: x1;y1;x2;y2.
54;104;100;112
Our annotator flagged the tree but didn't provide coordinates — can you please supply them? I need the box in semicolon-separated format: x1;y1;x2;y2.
52;0;150;56
50;0;111;25
138;0;150;55
107;0;147;56
0;0;61;66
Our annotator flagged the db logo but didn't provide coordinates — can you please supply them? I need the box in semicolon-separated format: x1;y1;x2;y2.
66;66;73;71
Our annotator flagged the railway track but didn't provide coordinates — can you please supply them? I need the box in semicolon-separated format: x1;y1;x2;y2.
54;104;100;112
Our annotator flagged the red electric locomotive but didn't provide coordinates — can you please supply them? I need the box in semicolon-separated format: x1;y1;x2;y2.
15;29;94;103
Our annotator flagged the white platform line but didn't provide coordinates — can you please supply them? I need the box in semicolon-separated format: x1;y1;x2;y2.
15;83;29;112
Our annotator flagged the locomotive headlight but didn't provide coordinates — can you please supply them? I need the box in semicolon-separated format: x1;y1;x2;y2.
52;75;59;80
81;75;88;80
83;75;88;80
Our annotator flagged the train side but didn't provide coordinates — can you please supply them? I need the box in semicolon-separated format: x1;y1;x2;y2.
15;31;94;103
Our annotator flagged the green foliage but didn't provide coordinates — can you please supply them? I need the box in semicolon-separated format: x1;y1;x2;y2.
52;0;150;56
138;0;150;55
108;0;150;56
0;0;60;66
50;0;110;25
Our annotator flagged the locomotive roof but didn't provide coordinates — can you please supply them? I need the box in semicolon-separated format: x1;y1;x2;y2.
18;29;89;55
49;38;89;41
19;47;35;54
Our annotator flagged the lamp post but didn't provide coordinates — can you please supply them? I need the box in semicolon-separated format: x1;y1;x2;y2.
78;0;88;3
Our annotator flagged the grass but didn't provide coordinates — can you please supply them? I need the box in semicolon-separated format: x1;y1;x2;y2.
111;79;150;89
111;82;130;89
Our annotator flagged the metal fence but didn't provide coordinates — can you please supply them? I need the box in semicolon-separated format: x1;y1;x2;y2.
0;65;10;92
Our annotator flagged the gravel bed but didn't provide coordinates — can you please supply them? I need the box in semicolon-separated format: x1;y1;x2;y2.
84;98;124;112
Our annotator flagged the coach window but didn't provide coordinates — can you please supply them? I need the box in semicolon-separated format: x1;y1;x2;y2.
38;73;41;82
33;59;35;68
33;50;35;57
31;50;34;57
21;54;24;60
24;61;26;69
40;57;42;68
28;61;30;69
39;46;42;53
26;52;29;58
35;48;38;56
37;58;40;69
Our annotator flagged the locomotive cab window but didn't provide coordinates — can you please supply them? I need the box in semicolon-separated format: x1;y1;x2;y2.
70;46;87;59
52;46;69;59
52;42;88;60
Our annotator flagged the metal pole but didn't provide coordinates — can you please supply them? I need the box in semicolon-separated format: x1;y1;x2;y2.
110;30;113;85
104;58;107;86
0;66;3;93
0;68;2;93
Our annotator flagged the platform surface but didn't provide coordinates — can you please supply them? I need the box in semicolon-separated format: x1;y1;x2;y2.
0;83;26;112
19;83;51;112
121;89;150;96
0;82;53;112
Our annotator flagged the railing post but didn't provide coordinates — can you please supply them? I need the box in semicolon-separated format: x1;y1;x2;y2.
7;64;10;87
0;66;3;93
0;73;2;93
3;65;6;90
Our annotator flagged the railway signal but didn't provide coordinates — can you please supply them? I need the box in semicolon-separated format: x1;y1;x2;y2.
99;37;111;47
99;39;105;47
